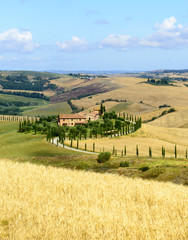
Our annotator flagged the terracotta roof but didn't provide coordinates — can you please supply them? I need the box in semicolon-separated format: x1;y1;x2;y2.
59;114;86;119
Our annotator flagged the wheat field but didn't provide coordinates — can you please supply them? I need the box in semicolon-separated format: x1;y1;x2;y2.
0;159;188;240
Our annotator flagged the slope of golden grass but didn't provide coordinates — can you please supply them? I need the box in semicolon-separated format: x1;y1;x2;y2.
72;77;188;112
0;159;188;240
148;109;188;128
67;124;188;158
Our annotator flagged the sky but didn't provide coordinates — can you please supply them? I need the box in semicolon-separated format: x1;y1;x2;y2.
1;0;188;71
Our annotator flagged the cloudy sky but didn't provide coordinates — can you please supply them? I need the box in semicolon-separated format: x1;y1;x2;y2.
1;0;188;71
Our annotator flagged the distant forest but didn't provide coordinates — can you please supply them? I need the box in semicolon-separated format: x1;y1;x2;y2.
0;74;57;91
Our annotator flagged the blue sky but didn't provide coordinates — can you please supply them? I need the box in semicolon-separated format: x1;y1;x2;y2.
1;0;188;71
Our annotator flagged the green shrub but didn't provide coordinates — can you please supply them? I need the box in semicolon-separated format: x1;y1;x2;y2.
120;161;129;167
97;152;111;163
139;166;150;172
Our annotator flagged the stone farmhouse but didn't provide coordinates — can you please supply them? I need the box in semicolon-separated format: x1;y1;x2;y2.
58;114;87;126
58;108;101;126
79;108;101;121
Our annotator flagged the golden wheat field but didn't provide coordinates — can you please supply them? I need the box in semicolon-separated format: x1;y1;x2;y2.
67;124;188;158
0;159;188;240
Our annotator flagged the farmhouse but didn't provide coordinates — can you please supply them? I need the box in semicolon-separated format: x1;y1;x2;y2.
58;108;101;126
79;108;101;121
58;114;87;126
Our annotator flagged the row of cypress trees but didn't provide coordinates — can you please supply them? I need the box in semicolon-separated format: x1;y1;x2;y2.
112;144;188;159
0;115;37;122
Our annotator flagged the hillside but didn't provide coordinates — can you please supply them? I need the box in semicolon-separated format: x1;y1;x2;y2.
70;124;188;158
0;159;187;240
148;109;188;128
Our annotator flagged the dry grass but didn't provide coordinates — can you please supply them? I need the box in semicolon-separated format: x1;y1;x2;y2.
148;108;188;128
0;159;188;240
72;77;188;112
67;124;188;158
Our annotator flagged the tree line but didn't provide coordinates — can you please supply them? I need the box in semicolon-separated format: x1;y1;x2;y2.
18;112;142;142
0;90;49;101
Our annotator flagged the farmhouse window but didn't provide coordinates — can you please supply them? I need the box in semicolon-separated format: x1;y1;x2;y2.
71;119;73;121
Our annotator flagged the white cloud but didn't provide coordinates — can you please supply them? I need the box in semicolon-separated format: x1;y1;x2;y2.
0;56;3;60
55;17;188;52
0;28;39;53
155;16;177;30
101;34;137;50
140;17;188;48
56;36;90;52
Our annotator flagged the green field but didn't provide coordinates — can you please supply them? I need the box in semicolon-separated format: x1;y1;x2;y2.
1;70;61;79
0;122;81;158
108;102;131;113
0;93;48;106
22;101;72;116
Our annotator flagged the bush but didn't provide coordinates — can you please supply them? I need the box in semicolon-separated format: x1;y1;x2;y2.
97;152;111;163
120;161;129;167
139;166;150;172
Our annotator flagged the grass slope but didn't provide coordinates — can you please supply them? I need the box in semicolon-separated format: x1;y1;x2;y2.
72;77;188;113
70;124;188;158
0;160;188;239
0;93;47;106
22;101;72;116
148;109;188;128
0;122;80;158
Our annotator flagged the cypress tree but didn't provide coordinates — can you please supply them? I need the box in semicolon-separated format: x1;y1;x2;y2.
93;142;95;152
57;139;59;146
124;145;126;156
175;145;177;158
136;144;139;157
77;139;79;149
113;145;115;155
85;143;87;151
122;150;123;156
149;147;152;158
186;149;187;159
71;139;73;147
162;146;165;158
